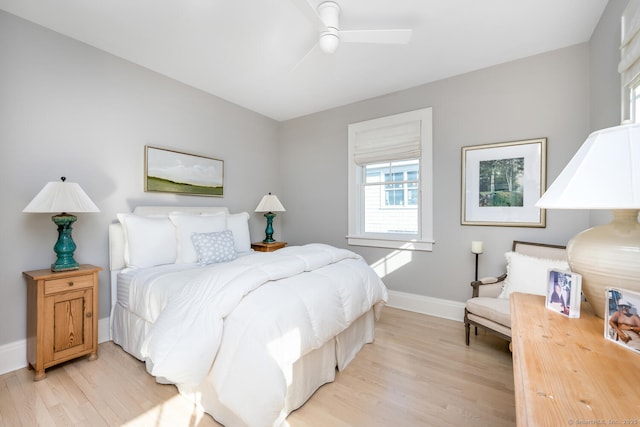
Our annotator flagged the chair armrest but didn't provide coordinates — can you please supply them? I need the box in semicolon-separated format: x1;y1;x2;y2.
470;273;507;298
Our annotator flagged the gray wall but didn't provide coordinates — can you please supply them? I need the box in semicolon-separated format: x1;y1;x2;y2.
0;11;280;345
280;44;592;302
0;0;627;349
589;0;628;226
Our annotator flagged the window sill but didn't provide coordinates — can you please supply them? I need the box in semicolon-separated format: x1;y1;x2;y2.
346;236;433;251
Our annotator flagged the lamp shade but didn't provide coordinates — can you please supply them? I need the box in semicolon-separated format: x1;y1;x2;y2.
255;193;285;213
535;123;640;319
23;179;100;213
535;123;640;209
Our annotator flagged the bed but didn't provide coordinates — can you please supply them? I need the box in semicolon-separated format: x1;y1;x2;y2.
108;206;388;426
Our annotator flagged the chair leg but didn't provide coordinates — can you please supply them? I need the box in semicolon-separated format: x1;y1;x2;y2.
474;326;478;336
465;322;470;345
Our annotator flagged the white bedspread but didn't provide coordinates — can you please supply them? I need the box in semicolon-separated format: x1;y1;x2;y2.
139;243;387;426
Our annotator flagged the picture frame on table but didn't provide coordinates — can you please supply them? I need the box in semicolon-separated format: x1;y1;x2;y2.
605;287;640;354
461;138;546;227
545;269;581;318
144;146;224;197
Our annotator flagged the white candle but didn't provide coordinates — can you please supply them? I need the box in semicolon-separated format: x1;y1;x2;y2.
471;241;483;254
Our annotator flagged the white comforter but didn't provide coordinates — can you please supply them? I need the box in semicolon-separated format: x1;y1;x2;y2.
139;244;387;426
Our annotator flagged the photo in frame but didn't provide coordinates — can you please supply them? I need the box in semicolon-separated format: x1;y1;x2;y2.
545;269;581;318
144;146;224;197
461;138;546;227
605;287;640;354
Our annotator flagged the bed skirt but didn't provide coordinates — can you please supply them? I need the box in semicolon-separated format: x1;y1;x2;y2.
111;302;376;425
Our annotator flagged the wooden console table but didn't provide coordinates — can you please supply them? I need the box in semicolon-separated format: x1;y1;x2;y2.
510;292;640;426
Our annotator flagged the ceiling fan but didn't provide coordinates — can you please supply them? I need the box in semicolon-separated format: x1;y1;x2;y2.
293;0;413;54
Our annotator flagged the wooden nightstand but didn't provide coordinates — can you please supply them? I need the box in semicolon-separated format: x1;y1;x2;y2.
251;241;287;252
23;264;101;381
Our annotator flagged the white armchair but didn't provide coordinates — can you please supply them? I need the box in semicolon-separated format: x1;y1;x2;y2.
464;241;567;346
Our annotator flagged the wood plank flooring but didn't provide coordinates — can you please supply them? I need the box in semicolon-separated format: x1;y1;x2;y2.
0;307;515;426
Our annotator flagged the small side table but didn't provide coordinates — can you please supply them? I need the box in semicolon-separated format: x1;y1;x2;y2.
23;264;101;380
251;241;287;252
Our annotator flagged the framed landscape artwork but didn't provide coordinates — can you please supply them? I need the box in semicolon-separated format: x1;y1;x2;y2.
144;146;224;197
461;138;546;227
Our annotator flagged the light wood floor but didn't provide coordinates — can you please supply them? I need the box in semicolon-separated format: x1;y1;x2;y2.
0;307;515;426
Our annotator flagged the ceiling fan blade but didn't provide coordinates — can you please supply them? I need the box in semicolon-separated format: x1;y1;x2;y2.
339;29;413;44
291;41;320;73
289;0;325;30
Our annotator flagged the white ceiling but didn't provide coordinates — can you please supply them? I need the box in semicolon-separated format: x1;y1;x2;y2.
0;0;608;121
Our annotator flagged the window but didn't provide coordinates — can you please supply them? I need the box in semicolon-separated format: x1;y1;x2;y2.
347;108;433;251
631;80;640;123
620;0;640;123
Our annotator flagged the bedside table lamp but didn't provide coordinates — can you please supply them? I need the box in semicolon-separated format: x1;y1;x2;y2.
23;177;100;272
536;123;640;318
255;193;285;243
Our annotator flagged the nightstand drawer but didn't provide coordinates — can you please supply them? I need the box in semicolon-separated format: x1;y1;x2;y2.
44;274;94;295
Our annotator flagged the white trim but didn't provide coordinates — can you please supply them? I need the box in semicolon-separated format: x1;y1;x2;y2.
385;290;465;322
347;108;434;251
0;340;25;376
0;317;112;376
346;236;433;251
0;298;463;375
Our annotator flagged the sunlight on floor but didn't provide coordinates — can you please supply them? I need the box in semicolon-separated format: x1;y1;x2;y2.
371;247;414;278
122;394;208;427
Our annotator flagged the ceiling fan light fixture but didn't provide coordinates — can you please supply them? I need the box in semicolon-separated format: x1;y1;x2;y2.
319;31;340;53
318;1;340;29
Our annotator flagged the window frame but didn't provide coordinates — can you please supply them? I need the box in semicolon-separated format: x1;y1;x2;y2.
347;108;433;251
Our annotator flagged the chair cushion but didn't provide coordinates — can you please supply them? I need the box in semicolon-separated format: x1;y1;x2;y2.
466;297;511;328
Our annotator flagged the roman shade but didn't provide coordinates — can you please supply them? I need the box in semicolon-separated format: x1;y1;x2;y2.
619;0;640;87
353;120;421;165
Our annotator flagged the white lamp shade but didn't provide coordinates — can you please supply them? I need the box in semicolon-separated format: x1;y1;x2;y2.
536;123;640;209
471;241;483;254
255;194;285;213
23;181;100;213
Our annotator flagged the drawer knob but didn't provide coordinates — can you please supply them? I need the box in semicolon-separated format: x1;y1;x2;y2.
68;282;74;287
86;312;92;318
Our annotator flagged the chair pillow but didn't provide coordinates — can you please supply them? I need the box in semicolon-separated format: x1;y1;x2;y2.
192;230;238;265
499;251;569;299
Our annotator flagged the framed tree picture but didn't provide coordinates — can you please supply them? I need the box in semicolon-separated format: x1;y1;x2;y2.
461;138;546;227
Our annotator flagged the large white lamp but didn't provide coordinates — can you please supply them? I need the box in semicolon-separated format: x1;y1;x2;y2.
536;123;640;318
255;193;285;243
23;177;100;272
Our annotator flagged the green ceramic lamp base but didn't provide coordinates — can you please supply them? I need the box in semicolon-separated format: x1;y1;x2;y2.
51;213;80;272
262;212;277;243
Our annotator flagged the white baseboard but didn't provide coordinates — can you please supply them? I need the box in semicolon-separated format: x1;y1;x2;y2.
386;290;465;322
1;293;462;376
0;316;112;376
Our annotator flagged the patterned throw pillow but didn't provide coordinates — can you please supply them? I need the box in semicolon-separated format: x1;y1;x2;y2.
191;230;238;265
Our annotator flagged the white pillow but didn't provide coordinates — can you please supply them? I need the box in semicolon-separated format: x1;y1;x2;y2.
169;212;227;263
499;251;569;299
191;230;237;265
226;212;251;253
117;214;177;268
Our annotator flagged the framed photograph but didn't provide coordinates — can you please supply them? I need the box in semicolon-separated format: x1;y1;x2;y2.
461;138;546;227
605;287;640;354
145;146;224;197
545;269;581;318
